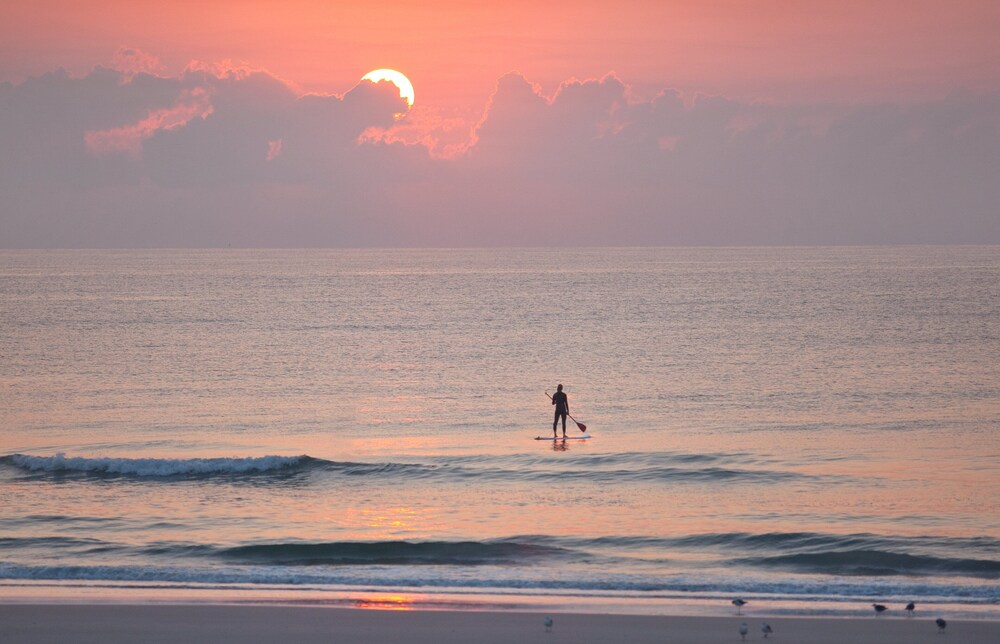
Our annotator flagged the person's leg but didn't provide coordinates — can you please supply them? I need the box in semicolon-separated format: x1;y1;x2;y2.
561;413;567;436
553;409;559;435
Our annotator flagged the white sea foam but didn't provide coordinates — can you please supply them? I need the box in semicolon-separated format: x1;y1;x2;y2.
0;561;996;608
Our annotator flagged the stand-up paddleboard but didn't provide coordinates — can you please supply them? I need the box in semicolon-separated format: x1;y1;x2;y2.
535;435;591;440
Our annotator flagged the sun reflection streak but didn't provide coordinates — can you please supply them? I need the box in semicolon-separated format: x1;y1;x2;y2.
353;594;415;610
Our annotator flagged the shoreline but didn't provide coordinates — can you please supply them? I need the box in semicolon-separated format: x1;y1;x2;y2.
2;580;999;621
1;603;998;644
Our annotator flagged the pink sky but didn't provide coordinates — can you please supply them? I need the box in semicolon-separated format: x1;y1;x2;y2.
3;1;997;106
1;1;998;247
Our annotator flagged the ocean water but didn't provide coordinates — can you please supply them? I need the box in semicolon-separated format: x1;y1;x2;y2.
1;247;998;616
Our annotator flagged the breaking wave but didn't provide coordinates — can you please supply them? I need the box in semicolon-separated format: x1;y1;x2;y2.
734;550;1000;578
218;539;573;566
1;452;825;485
1;453;315;478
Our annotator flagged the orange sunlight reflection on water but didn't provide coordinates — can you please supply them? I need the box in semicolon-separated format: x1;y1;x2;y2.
353;594;415;610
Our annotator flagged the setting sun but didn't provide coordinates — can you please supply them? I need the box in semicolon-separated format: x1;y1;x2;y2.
361;68;414;108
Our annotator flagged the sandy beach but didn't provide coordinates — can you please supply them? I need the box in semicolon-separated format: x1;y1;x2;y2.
0;604;997;644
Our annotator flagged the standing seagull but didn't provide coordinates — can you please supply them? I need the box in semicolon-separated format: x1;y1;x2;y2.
544;616;553;632
872;603;888;615
739;622;749;641
936;617;947;633
761;622;773;638
905;602;916;616
732;598;748;614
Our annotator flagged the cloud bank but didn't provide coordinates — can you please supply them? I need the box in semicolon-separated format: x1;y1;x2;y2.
1;61;998;247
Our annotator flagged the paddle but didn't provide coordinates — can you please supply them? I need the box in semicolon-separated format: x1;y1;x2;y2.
545;392;587;432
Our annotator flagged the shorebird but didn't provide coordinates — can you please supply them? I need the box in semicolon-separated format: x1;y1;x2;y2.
761;622;773;638
739;622;749;641
905;602;916;616
872;603;888;615
936;617;947;633
544;616;553;632
732;598;748;614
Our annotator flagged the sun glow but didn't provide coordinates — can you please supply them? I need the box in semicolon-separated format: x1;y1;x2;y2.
361;69;414;109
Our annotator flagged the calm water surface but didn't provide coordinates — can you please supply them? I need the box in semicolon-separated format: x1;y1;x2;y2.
1;247;998;616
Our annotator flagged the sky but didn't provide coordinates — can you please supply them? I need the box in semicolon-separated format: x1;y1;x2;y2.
1;0;998;247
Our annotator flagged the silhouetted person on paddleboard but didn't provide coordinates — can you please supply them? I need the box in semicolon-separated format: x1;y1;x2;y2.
552;384;569;438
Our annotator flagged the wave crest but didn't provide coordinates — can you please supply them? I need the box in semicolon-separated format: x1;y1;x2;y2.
1;453;813;485
735;549;1000;578
2;453;313;477
219;539;572;566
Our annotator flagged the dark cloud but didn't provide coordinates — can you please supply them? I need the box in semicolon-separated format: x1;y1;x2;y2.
0;65;997;247
141;70;409;188
461;74;1000;245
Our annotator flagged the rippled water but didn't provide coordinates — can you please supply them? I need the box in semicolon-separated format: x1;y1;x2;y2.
1;247;998;615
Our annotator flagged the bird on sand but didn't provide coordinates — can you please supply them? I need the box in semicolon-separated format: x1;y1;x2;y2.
544;616;553;632
905;602;916;615
936;617;947;633
761;622;773;638
732;598;747;614
872;603;888;614
739;622;749;641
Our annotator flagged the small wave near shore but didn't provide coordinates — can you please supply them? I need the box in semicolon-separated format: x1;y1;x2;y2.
1;452;835;485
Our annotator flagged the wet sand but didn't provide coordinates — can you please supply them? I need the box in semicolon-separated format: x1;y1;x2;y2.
0;604;996;644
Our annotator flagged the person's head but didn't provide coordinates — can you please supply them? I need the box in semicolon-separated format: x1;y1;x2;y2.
557;384;563;391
